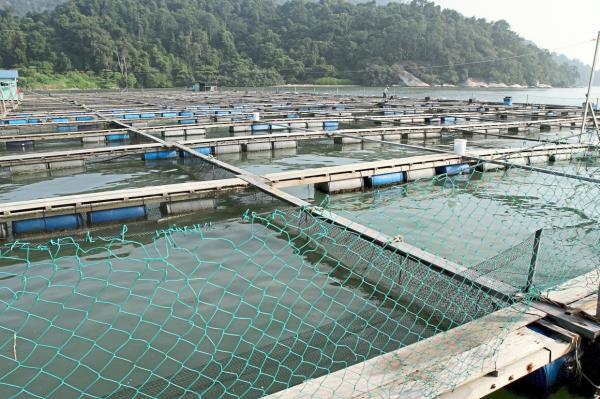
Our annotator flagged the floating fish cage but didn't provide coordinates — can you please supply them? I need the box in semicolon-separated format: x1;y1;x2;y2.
0;90;598;399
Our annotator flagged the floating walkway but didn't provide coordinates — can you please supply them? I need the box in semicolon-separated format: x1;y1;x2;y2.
0;143;591;228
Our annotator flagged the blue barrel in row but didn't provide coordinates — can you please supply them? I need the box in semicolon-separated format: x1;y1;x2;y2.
13;214;84;235
142;150;178;161
436;164;471;176
442;116;456;123
140;113;156;119
57;125;78;132
503;96;513;107
527;325;570;391
52;117;69;123
7;119;27;125
324;121;339;131
88;206;146;225
106;133;130;142
179;111;194;117
270;123;288;131
368;172;405;188
179;119;195;125
161;112;178;118
76;116;95;122
252;124;270;132
123;114;140;120
180;147;212;157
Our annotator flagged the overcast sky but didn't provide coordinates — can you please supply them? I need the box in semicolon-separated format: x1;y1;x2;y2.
433;0;600;65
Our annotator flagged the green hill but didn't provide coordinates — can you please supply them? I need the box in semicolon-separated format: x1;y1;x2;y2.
0;0;64;15
0;0;580;89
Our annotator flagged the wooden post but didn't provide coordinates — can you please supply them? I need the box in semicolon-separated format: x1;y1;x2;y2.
526;229;543;293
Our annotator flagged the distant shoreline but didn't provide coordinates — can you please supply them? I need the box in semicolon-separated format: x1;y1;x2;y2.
272;84;586;89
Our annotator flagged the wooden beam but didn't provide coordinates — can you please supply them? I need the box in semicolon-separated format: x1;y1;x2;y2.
263;305;557;399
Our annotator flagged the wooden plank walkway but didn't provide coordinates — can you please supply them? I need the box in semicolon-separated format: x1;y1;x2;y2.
0;179;248;220
0;114;583;143
263;305;575;399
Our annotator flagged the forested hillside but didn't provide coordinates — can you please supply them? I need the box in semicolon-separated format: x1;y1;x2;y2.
0;0;580;88
0;0;64;15
552;53;600;87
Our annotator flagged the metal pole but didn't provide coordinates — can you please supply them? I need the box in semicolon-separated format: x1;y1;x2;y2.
596;282;600;320
580;31;600;142
525;229;543;293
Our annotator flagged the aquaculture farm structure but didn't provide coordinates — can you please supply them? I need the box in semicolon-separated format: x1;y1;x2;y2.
0;89;599;399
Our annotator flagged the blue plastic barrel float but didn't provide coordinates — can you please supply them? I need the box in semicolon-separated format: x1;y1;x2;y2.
323;121;339;131
368;172;405;188
57;125;78;132
27;118;40;124
503;96;513;107
51;117;69;123
180;147;213;158
435;164;471;176
140;113;156;119
178;119;196;125
441;116;456;124
179;111;194;117
88;206;146;225
270;123;288;131
142;150;178;161
161;112;178;118
251;124;270;132
75;116;95;122
106;133;130;142
13;214;84;235
123;114;141;120
7;119;27;125
527;325;571;391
